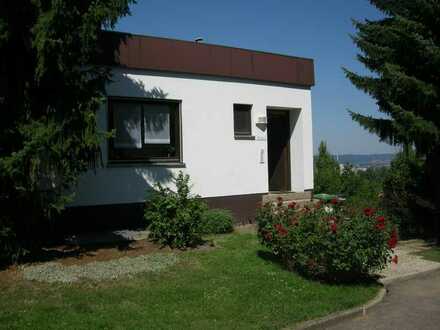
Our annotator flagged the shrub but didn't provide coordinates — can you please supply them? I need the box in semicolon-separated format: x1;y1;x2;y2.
256;199;396;282
201;209;234;234
145;172;207;249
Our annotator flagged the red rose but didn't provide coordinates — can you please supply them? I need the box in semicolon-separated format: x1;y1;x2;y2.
330;198;339;205
364;208;375;217
330;222;337;233
288;201;297;209
376;216;385;223
376;222;385;230
388;228;398;249
274;223;288;237
392;255;398;264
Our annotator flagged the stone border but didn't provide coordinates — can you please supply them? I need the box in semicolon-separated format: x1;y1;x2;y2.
290;286;387;330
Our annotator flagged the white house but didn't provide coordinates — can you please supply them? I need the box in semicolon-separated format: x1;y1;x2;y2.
68;32;315;225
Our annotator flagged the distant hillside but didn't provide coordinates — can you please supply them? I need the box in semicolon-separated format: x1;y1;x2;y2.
333;154;395;167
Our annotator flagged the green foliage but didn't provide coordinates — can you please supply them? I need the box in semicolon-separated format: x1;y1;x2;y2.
145;172;208;249
314;140;387;210
382;151;427;238
345;0;440;239
314;141;341;194
256;200;395;282
0;1;134;259
201;209;234;234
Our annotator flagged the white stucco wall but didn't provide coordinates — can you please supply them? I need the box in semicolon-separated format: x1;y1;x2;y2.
71;69;314;206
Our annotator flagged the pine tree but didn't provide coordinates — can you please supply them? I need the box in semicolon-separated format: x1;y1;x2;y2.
0;1;134;251
345;0;440;240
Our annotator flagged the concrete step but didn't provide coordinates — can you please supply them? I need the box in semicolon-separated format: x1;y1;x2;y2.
262;191;312;204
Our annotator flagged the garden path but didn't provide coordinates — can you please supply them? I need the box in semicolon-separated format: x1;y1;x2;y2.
323;269;440;330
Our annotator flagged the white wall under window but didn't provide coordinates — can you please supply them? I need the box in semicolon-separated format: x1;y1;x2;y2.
71;69;314;206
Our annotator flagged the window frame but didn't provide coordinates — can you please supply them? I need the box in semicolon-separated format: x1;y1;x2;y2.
107;96;182;164
233;103;254;140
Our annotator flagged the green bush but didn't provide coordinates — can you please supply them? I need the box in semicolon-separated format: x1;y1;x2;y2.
201;209;234;234
256;198;396;282
145;172;207;249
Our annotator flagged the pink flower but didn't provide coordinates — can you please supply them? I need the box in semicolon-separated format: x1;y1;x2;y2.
392;255;398;264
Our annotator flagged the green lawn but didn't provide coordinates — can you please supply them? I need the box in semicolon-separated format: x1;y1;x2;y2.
0;231;379;330
416;246;440;263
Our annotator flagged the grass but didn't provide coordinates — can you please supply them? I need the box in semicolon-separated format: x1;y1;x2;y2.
416;246;440;263
0;231;379;330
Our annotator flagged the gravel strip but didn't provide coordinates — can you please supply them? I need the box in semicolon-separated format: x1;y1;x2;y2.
22;253;178;283
379;239;440;283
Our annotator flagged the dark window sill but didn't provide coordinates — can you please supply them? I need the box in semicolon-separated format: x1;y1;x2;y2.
234;135;255;140
107;161;186;168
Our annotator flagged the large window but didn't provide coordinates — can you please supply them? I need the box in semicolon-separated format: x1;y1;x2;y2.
233;104;254;139
108;98;181;163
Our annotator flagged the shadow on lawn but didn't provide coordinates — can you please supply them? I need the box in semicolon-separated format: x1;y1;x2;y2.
257;249;380;286
18;231;154;265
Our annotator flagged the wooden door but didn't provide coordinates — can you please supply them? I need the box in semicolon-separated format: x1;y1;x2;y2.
267;110;291;191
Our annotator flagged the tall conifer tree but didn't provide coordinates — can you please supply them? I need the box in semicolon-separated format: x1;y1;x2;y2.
345;0;440;239
0;1;134;247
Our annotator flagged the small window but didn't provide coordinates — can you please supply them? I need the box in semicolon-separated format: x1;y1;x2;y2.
109;98;181;163
233;104;253;138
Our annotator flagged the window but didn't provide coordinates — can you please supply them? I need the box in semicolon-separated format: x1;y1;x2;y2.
108;98;181;163
233;104;253;139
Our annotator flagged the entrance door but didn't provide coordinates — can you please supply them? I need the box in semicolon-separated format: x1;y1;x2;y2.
267;109;291;191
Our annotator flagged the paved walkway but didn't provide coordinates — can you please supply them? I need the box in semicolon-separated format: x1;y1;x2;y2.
323;269;440;330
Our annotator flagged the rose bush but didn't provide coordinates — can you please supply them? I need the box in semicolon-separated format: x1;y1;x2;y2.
256;198;397;282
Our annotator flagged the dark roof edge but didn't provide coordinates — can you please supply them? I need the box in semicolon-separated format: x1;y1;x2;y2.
105;30;315;64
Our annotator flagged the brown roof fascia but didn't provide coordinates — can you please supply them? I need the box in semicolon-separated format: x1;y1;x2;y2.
100;31;315;88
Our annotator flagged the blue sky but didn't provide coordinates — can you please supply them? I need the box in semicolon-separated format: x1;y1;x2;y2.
115;0;399;155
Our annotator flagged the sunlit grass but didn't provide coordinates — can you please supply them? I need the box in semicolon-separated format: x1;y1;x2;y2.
0;231;379;330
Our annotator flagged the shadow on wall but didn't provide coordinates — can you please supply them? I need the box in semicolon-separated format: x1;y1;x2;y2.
61;73;176;234
110;72;169;99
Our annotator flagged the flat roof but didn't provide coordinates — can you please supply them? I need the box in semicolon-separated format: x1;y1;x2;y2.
100;32;315;88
